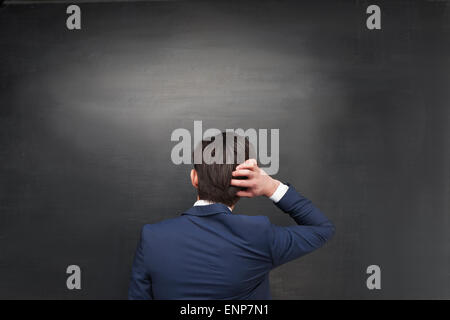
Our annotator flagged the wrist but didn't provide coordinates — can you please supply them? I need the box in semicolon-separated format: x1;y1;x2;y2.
264;178;280;198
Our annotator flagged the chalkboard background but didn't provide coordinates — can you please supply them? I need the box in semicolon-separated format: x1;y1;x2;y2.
0;0;449;299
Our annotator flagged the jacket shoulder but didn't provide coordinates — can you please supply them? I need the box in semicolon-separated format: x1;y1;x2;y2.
230;213;271;226
139;216;185;235
226;214;272;240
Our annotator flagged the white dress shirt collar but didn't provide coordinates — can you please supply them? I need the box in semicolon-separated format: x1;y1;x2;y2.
193;199;233;211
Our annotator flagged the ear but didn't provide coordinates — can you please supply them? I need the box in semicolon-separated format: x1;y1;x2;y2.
190;169;198;189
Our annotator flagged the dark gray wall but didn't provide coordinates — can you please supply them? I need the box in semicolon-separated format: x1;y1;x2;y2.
1;0;449;299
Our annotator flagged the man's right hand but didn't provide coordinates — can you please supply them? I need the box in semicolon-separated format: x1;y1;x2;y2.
230;159;281;198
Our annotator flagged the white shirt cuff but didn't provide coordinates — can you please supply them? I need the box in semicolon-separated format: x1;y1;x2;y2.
269;182;289;203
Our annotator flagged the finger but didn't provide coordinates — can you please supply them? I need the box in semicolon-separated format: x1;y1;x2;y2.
232;169;254;177
230;179;253;187
236;190;254;197
236;158;257;170
236;160;258;171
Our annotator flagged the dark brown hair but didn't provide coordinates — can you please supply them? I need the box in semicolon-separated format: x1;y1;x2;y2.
193;132;251;207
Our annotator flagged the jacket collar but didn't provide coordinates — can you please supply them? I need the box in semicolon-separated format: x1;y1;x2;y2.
182;203;232;217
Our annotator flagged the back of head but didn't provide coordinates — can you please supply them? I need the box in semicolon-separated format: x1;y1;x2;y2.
193;132;252;207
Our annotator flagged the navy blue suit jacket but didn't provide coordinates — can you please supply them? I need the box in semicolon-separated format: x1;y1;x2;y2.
128;185;335;299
